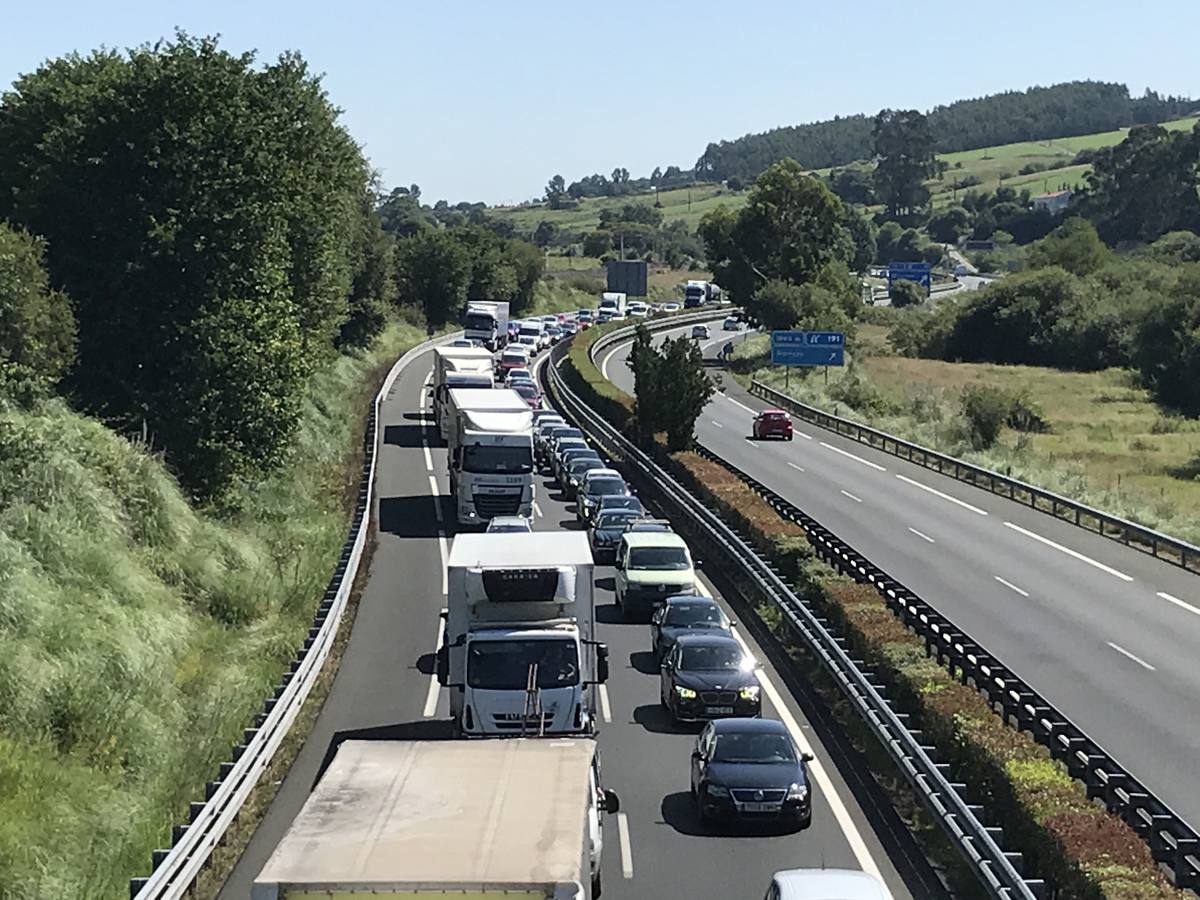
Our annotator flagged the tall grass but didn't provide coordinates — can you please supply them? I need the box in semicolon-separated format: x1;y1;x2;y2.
0;319;427;899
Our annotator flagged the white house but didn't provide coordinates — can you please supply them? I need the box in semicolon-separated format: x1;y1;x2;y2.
1032;190;1073;215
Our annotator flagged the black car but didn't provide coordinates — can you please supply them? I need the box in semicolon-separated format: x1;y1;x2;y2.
589;509;640;563
565;457;607;498
651;595;732;660
556;447;601;487
659;633;761;722
690;718;813;830
594;495;644;518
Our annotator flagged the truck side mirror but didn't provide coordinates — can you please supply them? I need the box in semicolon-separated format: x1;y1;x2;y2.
601;789;621;814
596;644;610;684
436;646;449;686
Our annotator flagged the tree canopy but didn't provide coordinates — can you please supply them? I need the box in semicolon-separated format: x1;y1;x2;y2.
0;223;77;389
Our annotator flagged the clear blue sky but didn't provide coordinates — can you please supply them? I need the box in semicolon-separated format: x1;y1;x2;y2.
3;1;1197;205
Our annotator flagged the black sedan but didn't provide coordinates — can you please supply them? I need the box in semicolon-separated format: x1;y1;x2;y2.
595;495;644;518
690;718;814;830
589;509;640;563
650;595;732;661
659;634;761;723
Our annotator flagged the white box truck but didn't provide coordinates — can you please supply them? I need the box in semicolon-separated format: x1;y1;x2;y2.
598;292;626;318
437;532;608;736
447;388;535;524
251;738;620;900
432;346;495;440
684;280;720;307
463;300;510;351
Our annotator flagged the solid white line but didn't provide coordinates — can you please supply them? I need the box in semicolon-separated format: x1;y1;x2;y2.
895;473;988;516
428;476;444;525
600;345;619;381
820;441;887;472
1158;591;1200;619
994;576;1029;597
728;628;885;882
722;393;758;416
788;462;806;472
710;420;724;428
533;500;544;519
1107;641;1156;671
422;621;444;717
616;812;634;879
424;371;432;386
418;390;425;411
908;527;934;544
598;684;612;723
840;490;862;503
438;536;449;595
422;443;433;471
1003;521;1134;582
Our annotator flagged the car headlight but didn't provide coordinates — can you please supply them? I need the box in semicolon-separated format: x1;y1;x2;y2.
674;686;697;699
739;685;760;700
706;784;730;797
787;783;809;801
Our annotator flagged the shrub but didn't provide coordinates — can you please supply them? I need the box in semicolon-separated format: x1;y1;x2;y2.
1006;390;1050;433
962;383;1010;449
889;279;926;308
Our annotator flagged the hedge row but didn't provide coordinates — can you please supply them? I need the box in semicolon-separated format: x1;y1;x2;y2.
560;331;1185;900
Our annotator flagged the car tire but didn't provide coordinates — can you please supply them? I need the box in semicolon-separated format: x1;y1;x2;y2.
695;790;710;828
786;434;793;441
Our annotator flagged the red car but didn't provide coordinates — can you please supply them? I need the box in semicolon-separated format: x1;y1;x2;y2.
752;409;794;440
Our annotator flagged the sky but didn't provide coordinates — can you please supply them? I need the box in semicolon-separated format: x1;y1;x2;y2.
3;1;1197;205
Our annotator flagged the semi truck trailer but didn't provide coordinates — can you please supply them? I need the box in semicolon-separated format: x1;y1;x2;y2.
432;345;496;440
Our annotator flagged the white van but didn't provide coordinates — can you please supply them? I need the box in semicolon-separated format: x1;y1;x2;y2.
765;868;889;900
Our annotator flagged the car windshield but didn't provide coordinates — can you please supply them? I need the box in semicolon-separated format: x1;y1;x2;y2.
665;603;724;627
513;385;539;399
629;546;689;570
679;644;745;671
462;445;533;474
571;458;603;473
488;523;529;533
587;478;626;497
596;512;637;531
711;732;797;764
554;429;583;442
467;639;579;690
601;497;642;513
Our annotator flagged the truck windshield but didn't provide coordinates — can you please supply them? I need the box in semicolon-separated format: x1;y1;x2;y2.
468;639;580;689
629;547;690;570
463;445;533;474
464;312;495;331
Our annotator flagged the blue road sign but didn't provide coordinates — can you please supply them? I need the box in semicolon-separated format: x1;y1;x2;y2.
771;331;846;366
887;261;932;295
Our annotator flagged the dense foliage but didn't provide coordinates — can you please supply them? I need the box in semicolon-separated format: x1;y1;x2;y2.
873;109;937;217
0;223;77;391
626;323;715;450
695;81;1193;182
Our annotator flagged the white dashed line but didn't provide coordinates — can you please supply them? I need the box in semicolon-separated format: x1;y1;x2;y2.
794;430;813;440
422;620;444;717
1003;521;1134;582
820;442;887;471
788;462;806;472
1158;591;1200;619
743;439;759;448
532;500;544;519
895;474;988;516
1107;642;1156;671
908;527;934;543
722;393;758;415
598;684;612;723
710;420;724;428
422;443;433;471
840;490;863;503
994;576;1029;597
616;812;635;878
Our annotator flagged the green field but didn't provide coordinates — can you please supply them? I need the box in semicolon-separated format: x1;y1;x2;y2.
492;182;741;233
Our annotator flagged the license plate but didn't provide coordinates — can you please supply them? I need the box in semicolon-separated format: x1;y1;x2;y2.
741;802;781;813
705;706;734;715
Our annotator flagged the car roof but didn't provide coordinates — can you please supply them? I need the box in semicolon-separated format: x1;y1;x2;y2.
621;531;688;549
772;869;887;900
710;717;787;735
585;467;621;479
760;408;789;415
675;632;740;648
665;595;719;607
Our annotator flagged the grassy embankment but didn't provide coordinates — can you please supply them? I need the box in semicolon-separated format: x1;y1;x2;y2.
0;319;429;899
734;324;1200;544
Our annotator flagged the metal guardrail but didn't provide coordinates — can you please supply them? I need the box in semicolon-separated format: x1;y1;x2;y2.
129;332;454;900
548;331;1042;900
748;379;1200;573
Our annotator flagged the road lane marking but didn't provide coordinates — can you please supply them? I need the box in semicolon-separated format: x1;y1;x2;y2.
616;812;634;879
1158;591;1200;618
598;684;612;723
840;490;862;503
1107;642;1156;671
722;393;758;415
895;474;988;516
788;462;805;472
728;628;885;882
820;441;887;471
422;443;433;471
419;390;425;411
424;371;432;385
994;576;1029;597
1003;521;1134;582
600;345;620;381
743;439;759;448
438;536;449;595
710;420;724;428
908;527;934;543
533;500;544;519
428;476;444;525
422;621;444;717
794;430;813;440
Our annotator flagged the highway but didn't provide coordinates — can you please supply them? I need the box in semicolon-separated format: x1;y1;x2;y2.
600;320;1200;831
218;341;942;899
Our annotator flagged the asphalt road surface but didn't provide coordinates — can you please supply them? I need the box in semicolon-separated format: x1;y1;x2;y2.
600;321;1200;831
218;342;941;900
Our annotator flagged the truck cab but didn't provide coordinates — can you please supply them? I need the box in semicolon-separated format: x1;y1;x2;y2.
463;300;511;351
447;388;535;524
599;292;626;319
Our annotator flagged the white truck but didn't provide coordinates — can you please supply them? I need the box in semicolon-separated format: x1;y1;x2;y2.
598;292;626;318
437;531;608;736
447;388;535;524
251;738;620;900
432;345;495;440
684;280;720;308
463;300;511;351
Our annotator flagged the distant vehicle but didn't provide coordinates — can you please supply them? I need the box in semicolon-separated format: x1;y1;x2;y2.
576;468;630;523
504;366;533;385
556;446;601;487
651;595;732;661
691;324;711;339
462;300;510;351
512;382;543;409
766;869;889;900
561;320;579;337
565;457;608;499
723;316;741;331
625;517;672;534
690;718;813;830
663;302;681;313
627;301;649;318
450;338;475;347
661;633;761;722
486;515;533;534
599;292;627;318
552;438;590;476
597;310;614;324
684;280;720;308
589;509;641;563
515;333;540;356
752;409;793;441
546;324;563;343
614;530;698;620
595;494;644;519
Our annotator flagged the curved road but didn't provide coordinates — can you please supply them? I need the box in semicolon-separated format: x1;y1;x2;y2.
601;322;1200;831
218;341;942;899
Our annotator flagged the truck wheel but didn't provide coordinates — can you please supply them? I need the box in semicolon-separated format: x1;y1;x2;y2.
592;870;602;897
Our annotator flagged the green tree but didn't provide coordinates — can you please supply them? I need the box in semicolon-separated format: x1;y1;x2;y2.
626;324;663;442
889;279;925;308
752;278;858;334
927;206;973;244
1133;270;1200;415
506;239;545;316
396;229;470;326
583;229;613;258
533;220;560;247
0;223;77;386
1027;217;1111;276
962;384;1010;449
840;208;877;273
338;190;398;348
827;161;876;205
1139;230;1200;264
657;336;716;450
872;108;937;217
378;186;435;236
